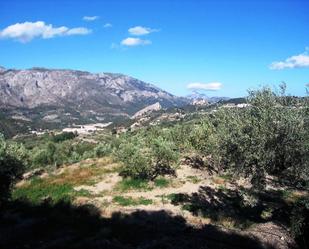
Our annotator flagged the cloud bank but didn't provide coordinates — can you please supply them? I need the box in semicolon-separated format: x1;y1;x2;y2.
0;21;91;42
187;82;223;91
121;37;151;46
270;51;309;70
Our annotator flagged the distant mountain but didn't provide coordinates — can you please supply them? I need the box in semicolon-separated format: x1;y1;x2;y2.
186;92;230;104
0;66;188;136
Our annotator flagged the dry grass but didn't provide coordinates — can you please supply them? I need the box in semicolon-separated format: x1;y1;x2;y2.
283;190;308;204
48;157;120;187
217;216;236;229
212;176;226;185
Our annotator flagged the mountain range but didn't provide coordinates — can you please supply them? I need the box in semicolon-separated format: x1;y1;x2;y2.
0;66;236;137
0;66;190;136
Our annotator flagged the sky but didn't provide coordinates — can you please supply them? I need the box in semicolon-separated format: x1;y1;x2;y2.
0;0;308;97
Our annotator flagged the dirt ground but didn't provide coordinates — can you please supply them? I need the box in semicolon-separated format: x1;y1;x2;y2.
12;158;300;249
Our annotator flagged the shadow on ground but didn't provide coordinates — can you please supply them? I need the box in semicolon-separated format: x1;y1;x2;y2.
0;199;281;249
169;185;293;228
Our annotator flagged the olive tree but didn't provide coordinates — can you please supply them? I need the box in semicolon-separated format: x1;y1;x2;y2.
215;86;309;189
0;134;25;204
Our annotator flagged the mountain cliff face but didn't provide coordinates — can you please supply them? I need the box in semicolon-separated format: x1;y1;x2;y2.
0;66;188;136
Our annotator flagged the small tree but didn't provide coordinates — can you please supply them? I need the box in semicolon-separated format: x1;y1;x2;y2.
117;142;152;179
116;134;179;180
0;134;25;205
149;137;179;180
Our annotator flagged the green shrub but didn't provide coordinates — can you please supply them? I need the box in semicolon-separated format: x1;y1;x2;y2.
31;142;57;167
116;135;179;180
0;134;25;204
149;137;179;180
51;132;77;143
93;142;112;157
188;120;218;156
116;141;152;179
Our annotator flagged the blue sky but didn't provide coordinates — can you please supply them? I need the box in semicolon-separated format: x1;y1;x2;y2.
0;0;308;97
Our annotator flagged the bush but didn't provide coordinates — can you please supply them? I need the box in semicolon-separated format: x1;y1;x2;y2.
188;120;218;155
51;132;77;143
31;142;57;167
117;141;152;179
116;134;179;180
0;134;25;204
148;137;178;180
93;142;112;157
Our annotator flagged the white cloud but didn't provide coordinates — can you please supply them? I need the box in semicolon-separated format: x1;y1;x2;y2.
66;27;91;35
128;26;158;36
0;21;91;42
187;82;223;91
270;51;309;70
103;23;112;28
83;16;99;21
121;37;151;46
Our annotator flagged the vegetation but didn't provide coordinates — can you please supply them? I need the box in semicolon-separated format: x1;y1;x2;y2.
51;131;77;143
116;178;152;192
12;177;75;204
113;196;153;206
1;85;308;248
214;85;308;189
154;177;170;188
0;134;25;205
115;134;179;180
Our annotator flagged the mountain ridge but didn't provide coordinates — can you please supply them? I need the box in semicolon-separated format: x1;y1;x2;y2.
0;66;187;111
0;66;188;136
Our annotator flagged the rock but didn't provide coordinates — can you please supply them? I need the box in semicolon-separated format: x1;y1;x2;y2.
132;102;162;118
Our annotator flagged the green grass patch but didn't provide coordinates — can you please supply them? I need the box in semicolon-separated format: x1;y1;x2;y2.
116;178;153;192
154;177;170;188
113;196;153;206
218;185;227;191
12;178;75;204
75;189;93;197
